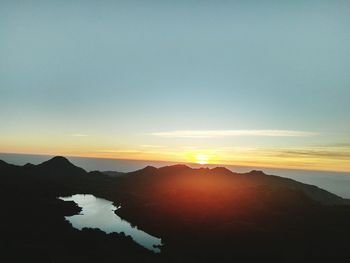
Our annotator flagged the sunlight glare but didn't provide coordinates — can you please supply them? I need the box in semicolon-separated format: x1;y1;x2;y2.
196;154;209;165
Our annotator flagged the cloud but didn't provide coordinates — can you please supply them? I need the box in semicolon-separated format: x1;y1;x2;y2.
96;149;141;154
150;130;318;138
274;149;350;160
71;134;88;137
140;145;165;148
328;142;350;148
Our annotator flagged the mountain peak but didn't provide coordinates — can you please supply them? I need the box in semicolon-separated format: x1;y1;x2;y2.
210;167;234;176
47;156;71;164
130;165;158;175
160;164;191;170
156;164;192;175
39;156;86;174
248;170;266;176
141;165;158;172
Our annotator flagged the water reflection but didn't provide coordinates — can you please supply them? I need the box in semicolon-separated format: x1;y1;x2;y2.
59;194;162;253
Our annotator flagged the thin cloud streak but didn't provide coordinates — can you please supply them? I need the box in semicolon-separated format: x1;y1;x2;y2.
140;145;165;148
151;130;318;138
71;134;89;137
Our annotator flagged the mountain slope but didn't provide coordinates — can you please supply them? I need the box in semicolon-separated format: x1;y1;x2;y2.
108;164;350;262
119;165;346;205
0;156;157;263
1;157;350;262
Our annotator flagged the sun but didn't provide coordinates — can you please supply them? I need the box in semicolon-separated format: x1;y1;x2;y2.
195;154;209;165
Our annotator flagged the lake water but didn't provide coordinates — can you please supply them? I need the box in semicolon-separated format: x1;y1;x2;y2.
59;194;162;253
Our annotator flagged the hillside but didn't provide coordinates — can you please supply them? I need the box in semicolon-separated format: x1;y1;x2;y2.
1;157;350;262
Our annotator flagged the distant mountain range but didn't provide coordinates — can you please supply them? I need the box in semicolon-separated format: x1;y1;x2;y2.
1;156;350;262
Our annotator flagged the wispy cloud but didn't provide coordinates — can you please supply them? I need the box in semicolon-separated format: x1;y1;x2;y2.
151;130;318;138
140;145;165;148
96;149;141;154
273;148;350;160
71;134;88;137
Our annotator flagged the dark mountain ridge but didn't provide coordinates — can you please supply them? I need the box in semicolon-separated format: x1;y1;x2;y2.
120;163;347;205
2;156;347;207
37;156;87;175
1;156;350;262
102;170;126;177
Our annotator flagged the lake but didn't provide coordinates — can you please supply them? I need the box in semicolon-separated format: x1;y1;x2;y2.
59;194;162;253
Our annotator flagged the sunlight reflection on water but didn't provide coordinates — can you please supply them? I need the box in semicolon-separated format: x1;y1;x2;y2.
59;194;162;253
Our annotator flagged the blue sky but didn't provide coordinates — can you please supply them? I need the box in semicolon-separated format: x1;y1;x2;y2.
1;1;350;171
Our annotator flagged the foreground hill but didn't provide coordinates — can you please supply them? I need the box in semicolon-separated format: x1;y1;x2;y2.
0;157;157;263
1;156;350;262
109;164;350;262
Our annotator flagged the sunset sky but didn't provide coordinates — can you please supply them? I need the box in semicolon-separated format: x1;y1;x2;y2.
1;1;350;172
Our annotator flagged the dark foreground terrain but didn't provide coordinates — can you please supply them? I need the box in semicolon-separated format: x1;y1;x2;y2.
1;156;350;262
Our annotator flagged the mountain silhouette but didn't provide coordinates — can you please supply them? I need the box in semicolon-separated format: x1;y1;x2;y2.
41;156;74;166
0;159;10;168
37;156;86;175
105;163;350;262
116;164;346;206
1;156;350;262
102;170;125;177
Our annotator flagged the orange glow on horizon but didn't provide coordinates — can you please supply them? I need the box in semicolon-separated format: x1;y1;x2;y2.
1;147;350;173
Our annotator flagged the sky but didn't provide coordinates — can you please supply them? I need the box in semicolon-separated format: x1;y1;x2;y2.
1;0;350;172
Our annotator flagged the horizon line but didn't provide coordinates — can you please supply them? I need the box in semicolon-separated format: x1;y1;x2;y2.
1;151;349;174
